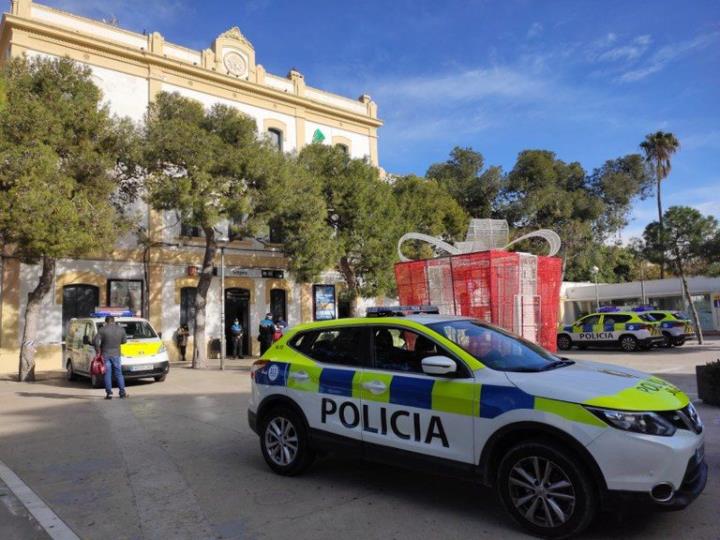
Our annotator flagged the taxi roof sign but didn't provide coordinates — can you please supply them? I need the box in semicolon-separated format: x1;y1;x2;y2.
366;305;440;317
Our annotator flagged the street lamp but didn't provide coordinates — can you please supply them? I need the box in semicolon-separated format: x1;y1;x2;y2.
590;266;600;311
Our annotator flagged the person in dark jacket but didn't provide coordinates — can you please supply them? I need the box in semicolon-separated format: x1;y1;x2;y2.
175;324;189;361
230;318;243;359
94;316;128;399
258;313;275;355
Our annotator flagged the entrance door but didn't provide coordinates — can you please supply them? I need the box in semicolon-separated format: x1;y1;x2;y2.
225;288;250;356
62;285;99;340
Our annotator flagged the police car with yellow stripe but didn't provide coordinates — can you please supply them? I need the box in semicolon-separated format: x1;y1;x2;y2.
557;306;665;352
248;306;706;538
65;310;170;387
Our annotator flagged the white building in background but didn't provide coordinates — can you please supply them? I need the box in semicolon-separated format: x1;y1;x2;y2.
561;277;720;332
0;0;383;373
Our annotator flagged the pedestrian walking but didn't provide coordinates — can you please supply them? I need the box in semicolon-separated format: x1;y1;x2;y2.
94;315;128;399
175;324;189;361
258;313;275;355
230;318;243;359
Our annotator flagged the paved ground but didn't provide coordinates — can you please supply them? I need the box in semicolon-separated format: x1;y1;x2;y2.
0;340;718;540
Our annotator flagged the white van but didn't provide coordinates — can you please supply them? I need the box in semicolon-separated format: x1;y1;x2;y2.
65;312;169;387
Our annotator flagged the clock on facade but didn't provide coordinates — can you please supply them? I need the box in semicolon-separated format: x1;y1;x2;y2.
223;51;247;77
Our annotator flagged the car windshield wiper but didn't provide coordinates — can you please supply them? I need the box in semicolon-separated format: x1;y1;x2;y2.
540;359;575;371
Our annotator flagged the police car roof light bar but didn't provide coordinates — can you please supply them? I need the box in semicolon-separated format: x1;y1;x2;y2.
366;305;440;317
632;305;657;312
597;306;620;313
91;308;134;318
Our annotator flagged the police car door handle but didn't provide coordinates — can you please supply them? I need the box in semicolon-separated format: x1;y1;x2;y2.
362;380;387;394
289;371;309;381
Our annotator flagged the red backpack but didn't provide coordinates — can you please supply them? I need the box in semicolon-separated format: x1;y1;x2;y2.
90;354;106;376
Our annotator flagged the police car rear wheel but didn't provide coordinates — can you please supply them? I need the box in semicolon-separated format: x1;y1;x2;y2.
66;360;77;381
498;441;596;538
260;408;314;476
673;337;686;346
557;335;572;351
661;332;673;348
619;335;638;352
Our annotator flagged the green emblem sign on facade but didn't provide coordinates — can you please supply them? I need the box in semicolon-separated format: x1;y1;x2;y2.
312;128;326;143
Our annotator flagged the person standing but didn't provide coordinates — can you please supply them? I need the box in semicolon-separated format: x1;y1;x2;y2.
175;324;189;361
94;316;128;400
258;313;275;355
230;318;243;359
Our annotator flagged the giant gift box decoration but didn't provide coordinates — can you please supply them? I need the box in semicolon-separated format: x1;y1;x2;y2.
394;220;563;352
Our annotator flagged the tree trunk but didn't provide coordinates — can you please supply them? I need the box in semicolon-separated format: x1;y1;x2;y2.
19;256;56;382
192;228;217;369
674;249;703;345
656;166;665;279
338;255;359;318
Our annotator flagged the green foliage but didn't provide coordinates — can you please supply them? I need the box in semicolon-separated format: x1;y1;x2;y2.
640;131;680;182
426;146;501;218
393;174;468;260
640;206;718;272
298;145;400;301
0;56;134;261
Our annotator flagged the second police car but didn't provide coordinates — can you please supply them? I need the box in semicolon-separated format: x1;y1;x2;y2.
557;306;665;352
248;307;706;538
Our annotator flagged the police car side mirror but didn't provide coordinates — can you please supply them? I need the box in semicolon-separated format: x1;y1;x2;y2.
421;355;457;376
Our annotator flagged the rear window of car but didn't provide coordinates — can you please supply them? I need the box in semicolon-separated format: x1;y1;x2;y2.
638;314;657;322
289;327;370;367
650;312;667;320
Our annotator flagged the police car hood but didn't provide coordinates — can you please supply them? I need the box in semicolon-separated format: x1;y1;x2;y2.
504;359;689;412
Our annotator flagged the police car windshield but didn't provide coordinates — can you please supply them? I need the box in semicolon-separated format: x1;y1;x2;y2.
98;321;157;339
427;320;562;372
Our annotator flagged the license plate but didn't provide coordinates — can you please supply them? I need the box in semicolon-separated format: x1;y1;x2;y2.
130;364;153;372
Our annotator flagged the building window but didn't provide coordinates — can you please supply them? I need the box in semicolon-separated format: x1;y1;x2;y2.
107;279;144;317
268;218;285;244
62;285;99;340
180;223;202;238
270;289;287;322
335;143;349;155
267;128;283;152
180;287;197;332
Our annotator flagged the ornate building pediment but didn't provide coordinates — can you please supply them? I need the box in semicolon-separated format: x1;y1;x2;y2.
213;26;255;81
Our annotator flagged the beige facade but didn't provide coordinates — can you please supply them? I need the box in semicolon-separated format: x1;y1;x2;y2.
0;0;383;374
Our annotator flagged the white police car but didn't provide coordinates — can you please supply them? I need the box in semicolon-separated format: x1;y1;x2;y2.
248;308;706;538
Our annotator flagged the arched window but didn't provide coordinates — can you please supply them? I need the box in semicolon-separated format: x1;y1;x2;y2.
335;143;349;155
180;287;197;332
267;128;283;152
62;285;99;339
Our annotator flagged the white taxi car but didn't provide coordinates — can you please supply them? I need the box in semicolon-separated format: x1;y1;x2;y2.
248;308;706;538
65;310;170;387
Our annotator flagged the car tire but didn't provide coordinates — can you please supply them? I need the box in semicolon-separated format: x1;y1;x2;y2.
497;440;597;539
259;407;315;476
557;335;572;351
66;360;77;381
154;374;167;382
91;372;104;389
619;335;638;352
661;332;673;348
673;337;686;347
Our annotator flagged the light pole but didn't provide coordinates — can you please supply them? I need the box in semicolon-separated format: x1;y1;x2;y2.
218;237;229;370
640;261;647;305
591;266;600;311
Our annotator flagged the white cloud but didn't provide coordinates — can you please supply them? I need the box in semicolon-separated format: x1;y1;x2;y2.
683;130;720;150
618;31;720;82
527;22;543;39
47;0;192;32
597;35;652;62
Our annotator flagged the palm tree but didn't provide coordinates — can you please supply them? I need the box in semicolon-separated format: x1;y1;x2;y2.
640;131;680;279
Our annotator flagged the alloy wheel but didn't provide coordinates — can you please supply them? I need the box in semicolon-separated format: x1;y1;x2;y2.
508;456;576;528
264;417;299;467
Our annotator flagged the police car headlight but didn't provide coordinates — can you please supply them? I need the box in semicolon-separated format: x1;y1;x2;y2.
586;407;676;437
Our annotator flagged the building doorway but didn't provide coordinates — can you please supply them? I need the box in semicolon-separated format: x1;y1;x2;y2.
225;288;250;356
62;284;99;340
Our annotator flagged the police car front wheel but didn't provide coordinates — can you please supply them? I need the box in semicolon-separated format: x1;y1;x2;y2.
260;407;315;476
619;335;638;352
498;440;597;539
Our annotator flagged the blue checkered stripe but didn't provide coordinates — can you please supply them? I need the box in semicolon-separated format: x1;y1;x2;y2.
256;363;536;418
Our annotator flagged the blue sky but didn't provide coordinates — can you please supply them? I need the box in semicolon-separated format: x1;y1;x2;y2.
46;0;720;241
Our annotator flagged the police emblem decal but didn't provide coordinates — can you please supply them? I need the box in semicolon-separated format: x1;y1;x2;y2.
268;364;279;382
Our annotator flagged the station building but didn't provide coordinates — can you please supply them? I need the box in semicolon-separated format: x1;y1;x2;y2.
0;0;383;373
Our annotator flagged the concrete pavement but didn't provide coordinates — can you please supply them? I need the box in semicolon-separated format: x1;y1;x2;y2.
0;343;718;540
